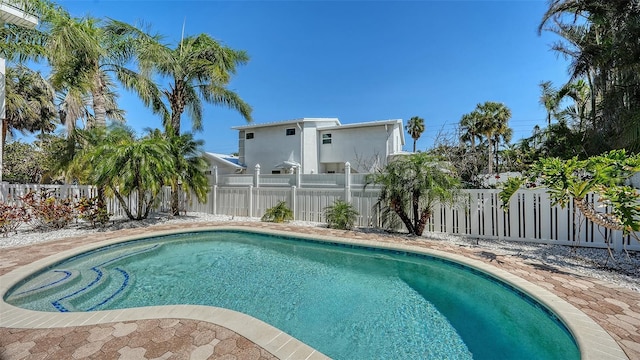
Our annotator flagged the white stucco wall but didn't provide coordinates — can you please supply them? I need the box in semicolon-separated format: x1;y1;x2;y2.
319;125;394;173
242;123;303;173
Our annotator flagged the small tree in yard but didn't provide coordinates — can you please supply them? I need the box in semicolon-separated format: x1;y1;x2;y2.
324;200;359;230
366;153;461;236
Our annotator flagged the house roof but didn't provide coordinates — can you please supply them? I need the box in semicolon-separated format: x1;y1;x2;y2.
0;2;38;28
319;119;402;130
232;118;340;130
204;153;246;169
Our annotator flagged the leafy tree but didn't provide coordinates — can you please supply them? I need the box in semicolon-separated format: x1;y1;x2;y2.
324;200;359;230
2;141;46;183
110;21;252;215
405;116;425;152
366;153;461;236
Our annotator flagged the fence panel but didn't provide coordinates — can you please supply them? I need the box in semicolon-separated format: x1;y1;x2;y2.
295;188;344;223
3;183;640;251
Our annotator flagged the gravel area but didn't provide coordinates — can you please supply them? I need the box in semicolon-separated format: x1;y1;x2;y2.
2;211;639;292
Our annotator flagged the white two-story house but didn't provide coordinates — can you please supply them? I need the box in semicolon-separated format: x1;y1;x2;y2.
219;117;405;174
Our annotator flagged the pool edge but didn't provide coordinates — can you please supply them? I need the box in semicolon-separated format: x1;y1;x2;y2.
0;225;629;360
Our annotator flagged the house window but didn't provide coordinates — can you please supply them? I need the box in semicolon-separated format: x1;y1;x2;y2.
322;133;332;144
246;132;254;139
272;170;281;174
286;128;295;136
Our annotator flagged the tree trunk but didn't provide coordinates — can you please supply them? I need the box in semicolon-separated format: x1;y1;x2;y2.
171;181;180;216
111;186;135;220
91;71;107;129
392;199;416;235
487;136;494;174
414;208;432;236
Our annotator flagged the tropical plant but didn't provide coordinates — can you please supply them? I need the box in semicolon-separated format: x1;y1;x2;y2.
366;152;461;236
324;199;359;230
3;65;56;146
539;0;640;152
108;21;252;215
405;116;425;152
78;125;173;220
261;201;293;223
499;150;640;254
1;5;164;130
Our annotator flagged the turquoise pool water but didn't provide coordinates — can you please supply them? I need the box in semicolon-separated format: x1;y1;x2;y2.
5;230;579;360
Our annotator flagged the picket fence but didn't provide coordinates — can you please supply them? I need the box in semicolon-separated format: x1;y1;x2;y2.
1;177;638;252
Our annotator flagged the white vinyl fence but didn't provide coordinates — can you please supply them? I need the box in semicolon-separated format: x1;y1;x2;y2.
2;175;638;252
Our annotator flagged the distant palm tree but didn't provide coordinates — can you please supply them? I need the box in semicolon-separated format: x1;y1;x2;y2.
111;21;252;215
539;81;561;126
474;102;512;174
405;116;425;152
459;113;481;152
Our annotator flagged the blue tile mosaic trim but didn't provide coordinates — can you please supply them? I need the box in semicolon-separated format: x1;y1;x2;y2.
87;268;129;311
50;245;158;312
13;270;72;296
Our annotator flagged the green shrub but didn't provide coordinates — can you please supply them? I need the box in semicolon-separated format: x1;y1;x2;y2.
261;201;294;223
324;199;359;230
75;196;111;227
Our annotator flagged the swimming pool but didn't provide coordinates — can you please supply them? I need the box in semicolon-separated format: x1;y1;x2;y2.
4;229;579;360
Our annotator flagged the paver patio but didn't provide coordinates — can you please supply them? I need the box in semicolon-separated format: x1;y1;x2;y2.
1;221;639;359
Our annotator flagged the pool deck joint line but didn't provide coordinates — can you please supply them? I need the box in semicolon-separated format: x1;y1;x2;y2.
0;223;635;360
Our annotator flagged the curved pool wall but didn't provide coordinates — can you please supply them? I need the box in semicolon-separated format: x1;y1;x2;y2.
0;226;628;360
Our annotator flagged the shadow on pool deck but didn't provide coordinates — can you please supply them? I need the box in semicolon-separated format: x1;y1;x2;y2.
1;221;639;359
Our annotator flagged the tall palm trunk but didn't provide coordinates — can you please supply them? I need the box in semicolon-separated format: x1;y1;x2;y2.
91;71;107;129
169;85;185;216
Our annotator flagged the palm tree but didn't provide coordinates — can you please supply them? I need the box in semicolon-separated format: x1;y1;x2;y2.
111;21;252;215
459;113;481;153
405;116;425;152
539;81;561;125
3;64;56;147
366;153;461;236
474;101;512;174
80;125;173;220
1;7;165;130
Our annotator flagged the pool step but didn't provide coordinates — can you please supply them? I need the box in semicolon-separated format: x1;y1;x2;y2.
48;244;160;312
7;269;82;304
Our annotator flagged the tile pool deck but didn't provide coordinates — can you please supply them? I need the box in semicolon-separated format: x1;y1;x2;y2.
0;221;638;359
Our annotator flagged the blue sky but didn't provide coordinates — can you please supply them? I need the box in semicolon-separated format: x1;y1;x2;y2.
50;0;569;154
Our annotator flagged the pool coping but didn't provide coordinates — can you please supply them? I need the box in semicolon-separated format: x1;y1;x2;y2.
0;225;628;360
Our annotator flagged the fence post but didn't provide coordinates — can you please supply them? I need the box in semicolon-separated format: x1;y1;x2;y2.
212;166;218;186
345;162;352;203
212;185;217;215
291;186;297;220
254;164;261;188
248;185;254;217
296;165;301;188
